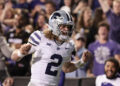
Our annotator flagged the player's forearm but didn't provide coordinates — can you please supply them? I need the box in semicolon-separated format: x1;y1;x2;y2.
11;49;24;61
62;59;85;73
72;59;85;68
62;62;77;73
11;43;35;61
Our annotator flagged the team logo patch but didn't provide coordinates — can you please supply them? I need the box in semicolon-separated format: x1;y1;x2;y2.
46;43;52;46
65;47;69;50
57;47;60;50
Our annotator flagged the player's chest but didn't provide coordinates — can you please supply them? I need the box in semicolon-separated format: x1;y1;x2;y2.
36;40;72;58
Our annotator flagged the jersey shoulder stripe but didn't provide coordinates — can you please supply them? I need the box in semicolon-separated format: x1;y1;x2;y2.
34;32;41;40
29;36;39;45
28;30;42;46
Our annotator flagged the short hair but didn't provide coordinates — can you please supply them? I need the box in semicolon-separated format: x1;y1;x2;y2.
98;21;110;31
105;58;120;71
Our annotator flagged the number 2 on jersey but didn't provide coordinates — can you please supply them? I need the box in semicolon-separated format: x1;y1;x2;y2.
45;54;63;76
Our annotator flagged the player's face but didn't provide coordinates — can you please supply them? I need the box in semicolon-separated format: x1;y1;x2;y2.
59;24;73;36
105;61;117;79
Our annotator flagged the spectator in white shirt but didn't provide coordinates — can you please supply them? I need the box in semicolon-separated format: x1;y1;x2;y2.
96;58;120;86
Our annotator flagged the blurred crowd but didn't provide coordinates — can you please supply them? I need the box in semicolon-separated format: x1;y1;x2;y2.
0;0;120;86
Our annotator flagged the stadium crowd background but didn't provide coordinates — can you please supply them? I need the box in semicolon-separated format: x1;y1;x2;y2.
0;0;120;86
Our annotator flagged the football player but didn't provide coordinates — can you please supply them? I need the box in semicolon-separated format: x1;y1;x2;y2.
11;10;91;86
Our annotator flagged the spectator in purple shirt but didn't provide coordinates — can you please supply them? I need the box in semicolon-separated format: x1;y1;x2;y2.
99;0;120;44
87;21;120;77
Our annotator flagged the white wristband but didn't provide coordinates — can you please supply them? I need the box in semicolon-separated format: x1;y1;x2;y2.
72;59;85;68
17;50;25;58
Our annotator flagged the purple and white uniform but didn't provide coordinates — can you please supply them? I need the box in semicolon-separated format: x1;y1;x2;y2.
28;30;74;86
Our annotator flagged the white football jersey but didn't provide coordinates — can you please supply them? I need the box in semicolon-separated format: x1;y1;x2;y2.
96;74;120;86
28;30;74;86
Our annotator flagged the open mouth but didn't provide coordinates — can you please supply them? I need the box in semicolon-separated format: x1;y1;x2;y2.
61;31;68;35
106;71;113;76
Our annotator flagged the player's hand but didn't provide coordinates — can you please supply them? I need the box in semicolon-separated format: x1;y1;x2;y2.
62;62;77;73
20;44;32;55
81;50;91;63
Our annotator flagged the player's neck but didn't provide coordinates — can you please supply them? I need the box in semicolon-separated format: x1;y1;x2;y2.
54;38;64;46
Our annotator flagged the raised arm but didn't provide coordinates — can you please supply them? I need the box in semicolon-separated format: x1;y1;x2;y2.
62;51;91;73
73;1;87;14
0;2;16;26
11;43;35;61
99;0;110;13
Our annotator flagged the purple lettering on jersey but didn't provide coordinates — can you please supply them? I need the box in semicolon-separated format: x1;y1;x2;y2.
47;43;52;46
57;47;60;50
65;48;69;50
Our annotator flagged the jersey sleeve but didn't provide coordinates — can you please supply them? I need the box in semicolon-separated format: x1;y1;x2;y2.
28;30;42;46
